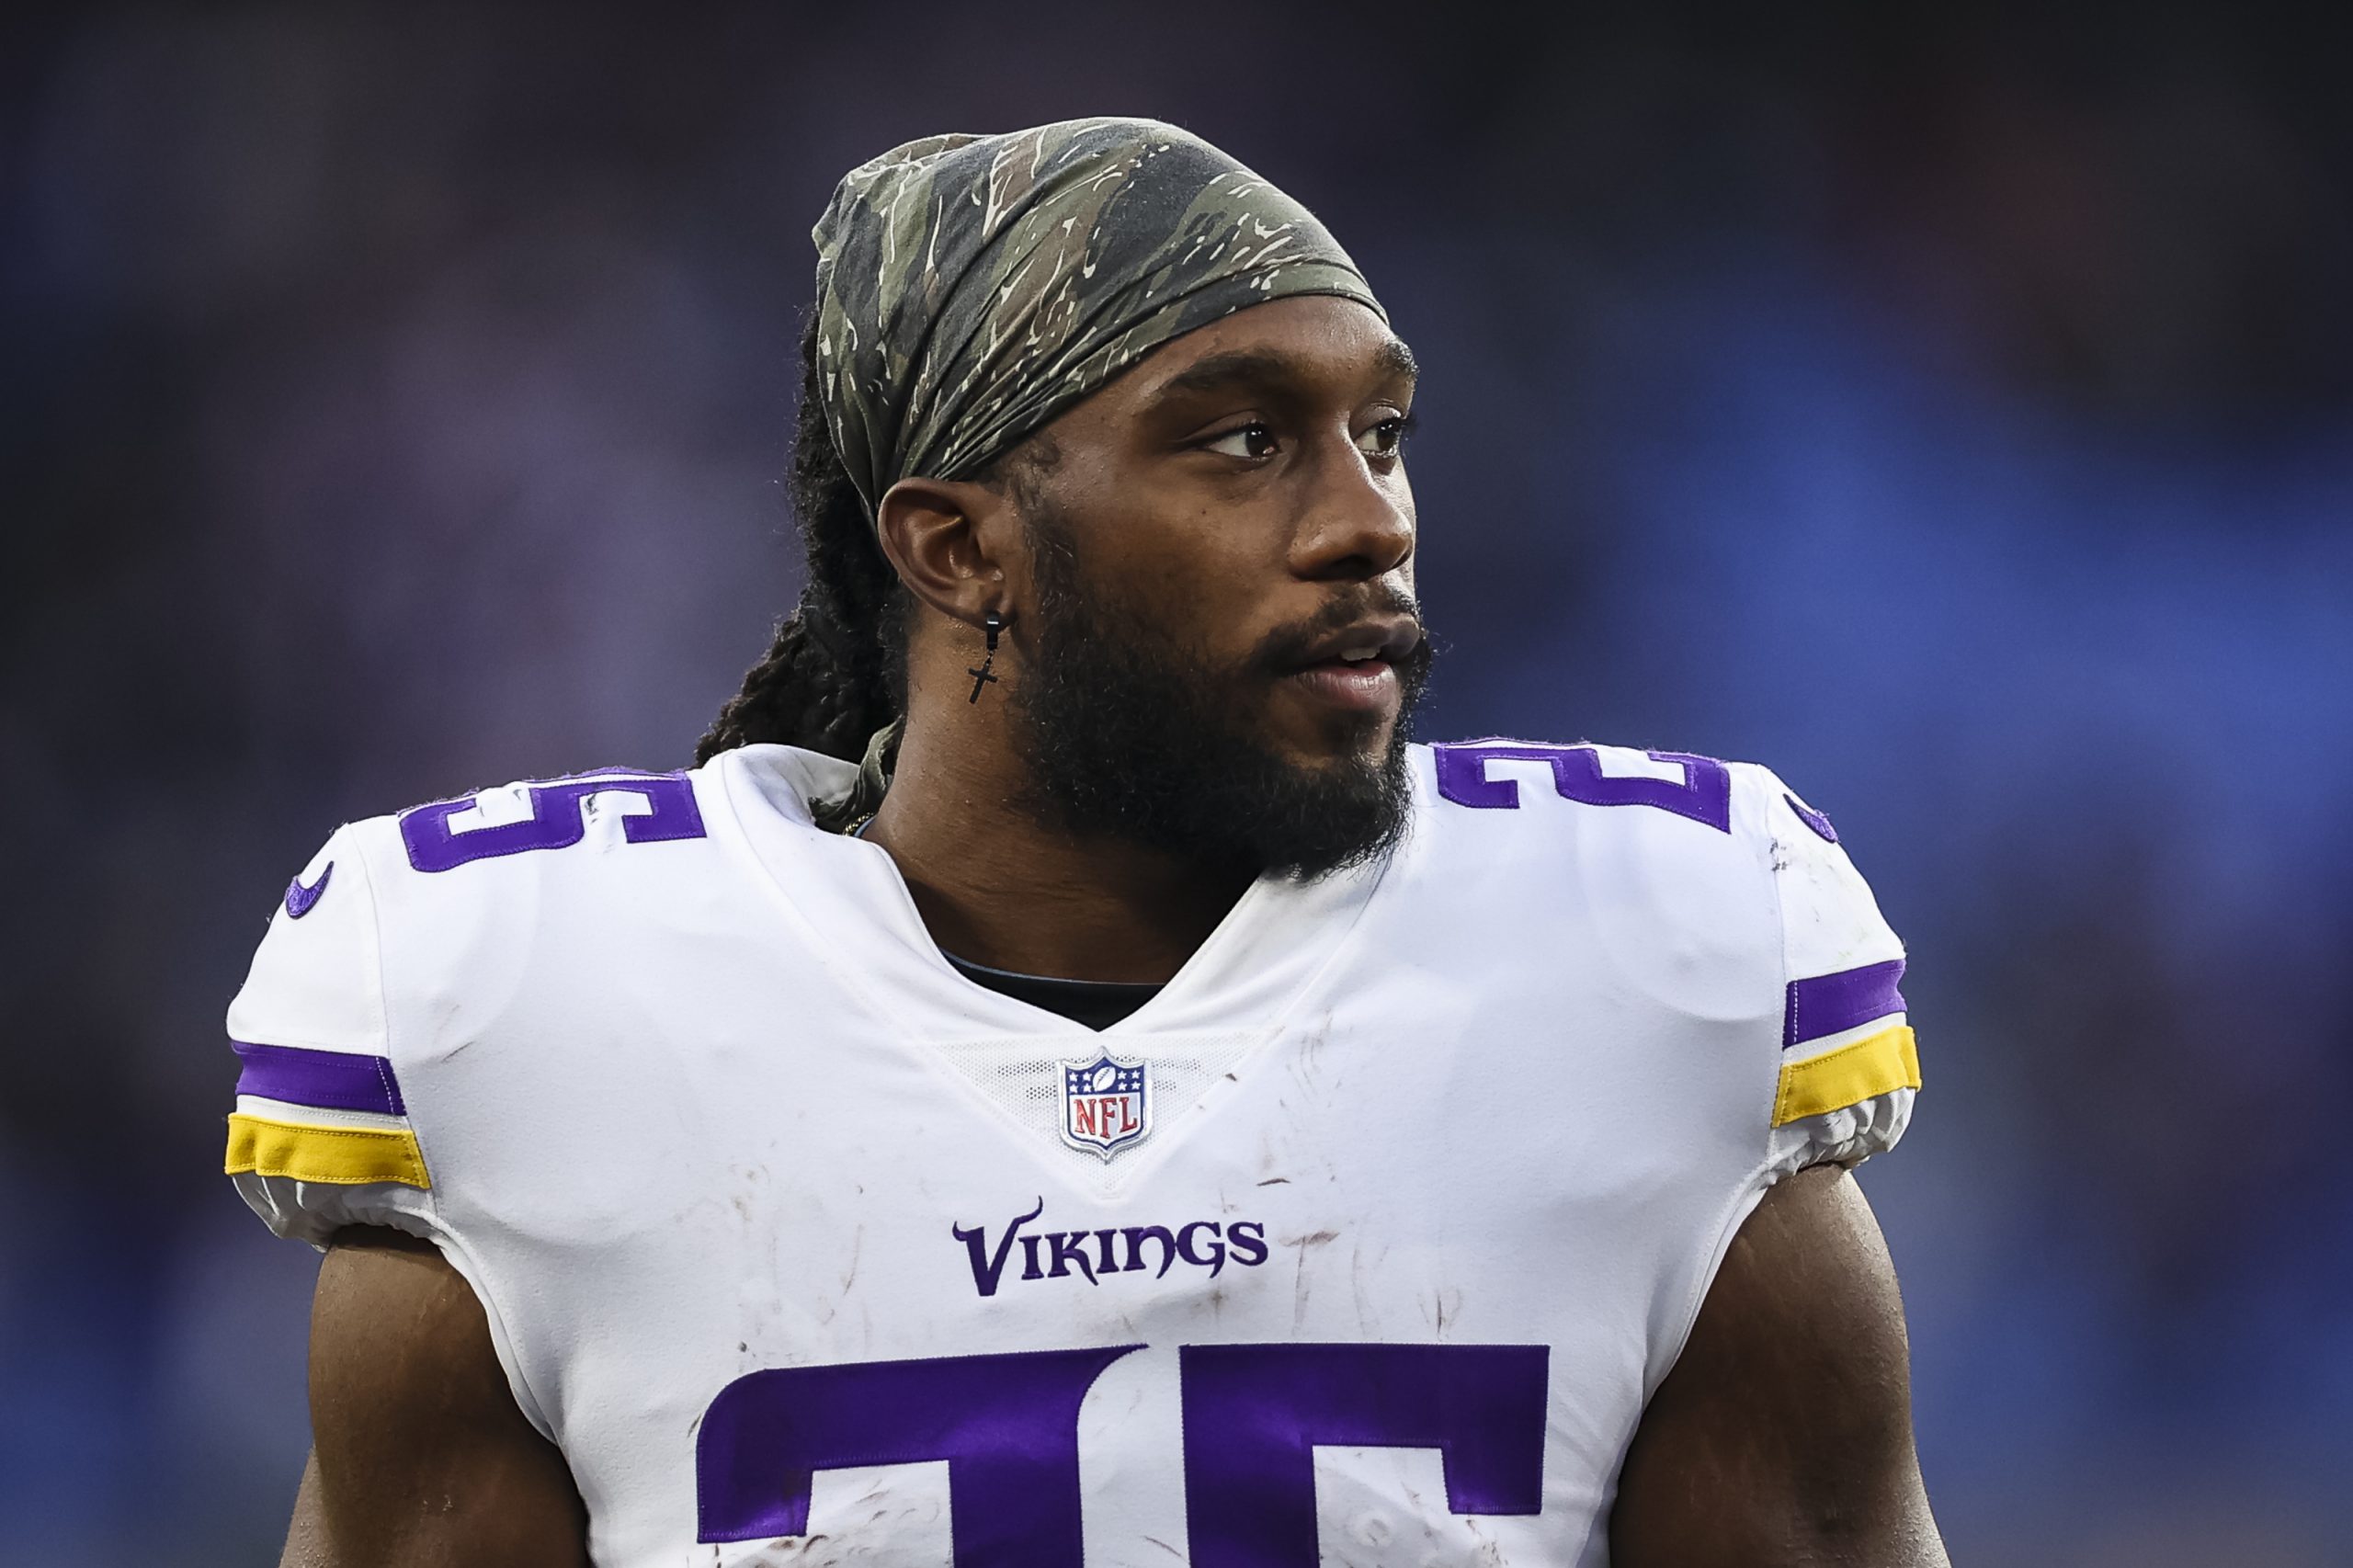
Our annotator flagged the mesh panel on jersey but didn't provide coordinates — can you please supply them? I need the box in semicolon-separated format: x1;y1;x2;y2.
927;1029;1270;1176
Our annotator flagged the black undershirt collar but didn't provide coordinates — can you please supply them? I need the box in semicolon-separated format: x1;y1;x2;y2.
942;952;1164;1031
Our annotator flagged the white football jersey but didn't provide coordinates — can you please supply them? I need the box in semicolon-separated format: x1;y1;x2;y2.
224;739;1918;1568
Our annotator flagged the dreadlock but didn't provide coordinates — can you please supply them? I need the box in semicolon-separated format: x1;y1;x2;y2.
695;316;904;765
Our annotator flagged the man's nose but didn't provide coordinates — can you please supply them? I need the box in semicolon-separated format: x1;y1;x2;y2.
1292;437;1415;583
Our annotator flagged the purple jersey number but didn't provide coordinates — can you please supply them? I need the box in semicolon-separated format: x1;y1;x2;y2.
696;1341;1549;1562
398;771;706;872
1431;740;1732;833
1181;1343;1550;1567
696;1345;1142;1561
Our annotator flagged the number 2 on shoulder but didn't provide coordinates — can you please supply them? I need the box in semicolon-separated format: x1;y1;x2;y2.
1432;740;1731;834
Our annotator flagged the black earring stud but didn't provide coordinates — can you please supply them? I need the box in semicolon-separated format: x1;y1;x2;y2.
967;609;1004;704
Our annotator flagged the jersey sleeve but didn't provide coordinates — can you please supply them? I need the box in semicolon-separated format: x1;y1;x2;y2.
222;824;437;1248
1746;767;1920;1176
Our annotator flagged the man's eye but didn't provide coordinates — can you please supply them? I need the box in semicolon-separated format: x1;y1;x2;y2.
1357;416;1411;459
1203;423;1279;459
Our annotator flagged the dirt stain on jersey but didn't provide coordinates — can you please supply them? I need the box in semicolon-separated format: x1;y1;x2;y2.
1283;1226;1341;1328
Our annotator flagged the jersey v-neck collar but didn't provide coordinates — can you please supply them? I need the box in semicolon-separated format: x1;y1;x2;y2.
716;744;1395;1043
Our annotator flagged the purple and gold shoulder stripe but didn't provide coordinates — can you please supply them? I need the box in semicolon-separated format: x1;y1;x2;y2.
222;1040;429;1189
1772;959;1919;1127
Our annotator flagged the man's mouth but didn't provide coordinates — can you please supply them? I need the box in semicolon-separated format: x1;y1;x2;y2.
1290;653;1398;711
1280;617;1422;716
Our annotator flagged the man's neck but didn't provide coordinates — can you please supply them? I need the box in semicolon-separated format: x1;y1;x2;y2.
859;710;1252;986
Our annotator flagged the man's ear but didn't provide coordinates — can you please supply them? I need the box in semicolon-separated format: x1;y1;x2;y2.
873;475;1020;628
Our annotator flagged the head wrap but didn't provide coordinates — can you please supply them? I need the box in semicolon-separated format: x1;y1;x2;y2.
812;117;1386;518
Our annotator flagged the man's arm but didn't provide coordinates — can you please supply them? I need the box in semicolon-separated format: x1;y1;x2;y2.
283;1226;589;1568
1610;1165;1948;1567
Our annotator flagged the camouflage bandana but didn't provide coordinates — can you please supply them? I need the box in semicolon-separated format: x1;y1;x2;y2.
812;117;1386;517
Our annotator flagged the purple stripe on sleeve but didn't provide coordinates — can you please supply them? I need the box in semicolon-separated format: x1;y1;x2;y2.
1783;960;1907;1050
233;1040;406;1116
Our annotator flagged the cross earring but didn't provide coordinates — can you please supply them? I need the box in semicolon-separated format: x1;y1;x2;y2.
967;609;1004;704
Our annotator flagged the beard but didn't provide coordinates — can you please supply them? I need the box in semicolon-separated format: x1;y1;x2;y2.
1007;507;1433;882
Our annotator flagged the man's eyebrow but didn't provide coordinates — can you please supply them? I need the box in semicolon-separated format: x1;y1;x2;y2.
1151;349;1310;402
1149;338;1422;403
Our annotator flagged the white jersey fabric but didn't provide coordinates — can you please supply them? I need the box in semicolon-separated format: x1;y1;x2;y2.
224;739;1919;1568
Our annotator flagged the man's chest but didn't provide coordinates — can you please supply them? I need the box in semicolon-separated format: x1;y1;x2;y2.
418;963;1763;1567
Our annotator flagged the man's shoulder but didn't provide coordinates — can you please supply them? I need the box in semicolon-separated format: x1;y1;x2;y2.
222;746;873;1247
1392;737;1783;964
1396;736;1897;987
230;748;862;1044
1393;738;1916;1169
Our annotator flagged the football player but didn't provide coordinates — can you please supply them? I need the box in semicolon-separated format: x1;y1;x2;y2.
231;119;1947;1566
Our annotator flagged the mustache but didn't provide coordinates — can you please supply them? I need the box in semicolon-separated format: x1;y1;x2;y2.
1248;586;1427;676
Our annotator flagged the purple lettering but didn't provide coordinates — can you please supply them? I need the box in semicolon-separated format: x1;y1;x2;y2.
1176;1221;1227;1278
955;1205;1273;1296
1120;1224;1179;1279
1046;1232;1098;1284
949;1197;1043;1299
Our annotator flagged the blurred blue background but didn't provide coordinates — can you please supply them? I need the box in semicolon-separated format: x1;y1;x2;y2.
4;6;2348;1562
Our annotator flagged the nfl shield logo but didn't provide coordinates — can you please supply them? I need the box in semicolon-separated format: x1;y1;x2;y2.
1059;1052;1151;1161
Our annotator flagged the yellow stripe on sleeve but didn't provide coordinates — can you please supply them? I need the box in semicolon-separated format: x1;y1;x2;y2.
223;1113;431;1188
1772;1025;1920;1128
